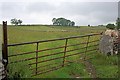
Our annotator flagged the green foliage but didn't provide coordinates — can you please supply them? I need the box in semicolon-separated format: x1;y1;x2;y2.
52;17;75;26
98;25;105;27
18;19;22;25
11;18;22;25
90;53;118;78
7;62;32;78
106;23;115;29
11;18;18;25
116;17;120;29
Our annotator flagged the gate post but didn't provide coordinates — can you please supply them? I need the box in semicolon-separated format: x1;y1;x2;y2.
2;21;8;79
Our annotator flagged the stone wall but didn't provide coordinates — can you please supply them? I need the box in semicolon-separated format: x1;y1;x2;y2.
99;30;119;55
0;25;2;60
0;25;3;79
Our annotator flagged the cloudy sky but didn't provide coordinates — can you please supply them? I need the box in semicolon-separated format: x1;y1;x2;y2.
0;0;119;26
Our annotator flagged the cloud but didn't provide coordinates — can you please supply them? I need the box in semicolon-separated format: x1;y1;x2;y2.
118;1;120;18
1;2;28;20
0;0;119;2
27;2;56;13
0;1;118;25
51;2;117;25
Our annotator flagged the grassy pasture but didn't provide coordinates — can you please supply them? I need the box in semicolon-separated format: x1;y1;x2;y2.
7;25;118;78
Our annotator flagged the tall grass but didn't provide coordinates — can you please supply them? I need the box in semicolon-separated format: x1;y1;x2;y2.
7;25;118;78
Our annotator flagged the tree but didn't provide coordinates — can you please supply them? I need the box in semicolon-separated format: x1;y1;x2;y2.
71;21;75;26
18;19;22;25
98;25;105;27
66;20;71;26
52;18;56;25
52;17;75;26
11;18;18;25
116;17;120;29
88;25;90;27
106;23;115;29
11;18;22;25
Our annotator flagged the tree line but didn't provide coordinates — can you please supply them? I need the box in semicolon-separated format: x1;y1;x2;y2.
10;17;120;30
52;18;75;26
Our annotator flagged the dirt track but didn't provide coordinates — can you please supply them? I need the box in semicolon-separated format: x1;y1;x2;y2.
83;60;98;78
66;58;98;78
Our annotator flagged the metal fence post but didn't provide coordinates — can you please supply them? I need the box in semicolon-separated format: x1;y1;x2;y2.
84;35;90;60
36;42;39;75
2;21;8;79
63;39;68;67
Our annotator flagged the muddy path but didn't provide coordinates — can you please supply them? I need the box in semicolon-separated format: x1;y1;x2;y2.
83;60;98;78
66;58;98;78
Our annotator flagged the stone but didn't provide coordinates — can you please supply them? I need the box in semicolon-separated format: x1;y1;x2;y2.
99;34;115;55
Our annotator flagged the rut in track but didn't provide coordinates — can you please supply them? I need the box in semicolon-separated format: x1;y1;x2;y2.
83;59;98;78
66;58;98;78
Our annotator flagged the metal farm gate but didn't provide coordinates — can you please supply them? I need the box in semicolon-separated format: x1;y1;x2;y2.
1;21;103;78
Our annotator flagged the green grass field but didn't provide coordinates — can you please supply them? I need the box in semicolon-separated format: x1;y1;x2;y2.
6;25;118;78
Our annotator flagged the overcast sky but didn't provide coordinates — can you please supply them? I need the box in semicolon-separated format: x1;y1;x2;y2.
0;0;119;26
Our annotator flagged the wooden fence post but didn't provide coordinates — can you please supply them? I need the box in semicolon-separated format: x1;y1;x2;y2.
2;21;8;64
2;21;8;79
84;35;90;60
63;39;68;67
